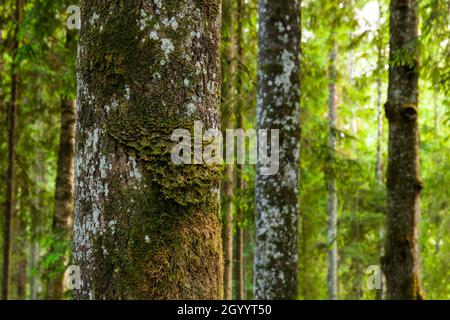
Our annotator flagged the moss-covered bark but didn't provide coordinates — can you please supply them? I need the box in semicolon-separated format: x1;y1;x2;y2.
383;0;423;300
73;0;223;299
255;0;301;299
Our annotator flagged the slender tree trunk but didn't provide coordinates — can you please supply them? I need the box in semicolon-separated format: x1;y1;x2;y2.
73;0;223;299
376;79;383;183
235;0;245;300
383;0;423;300
222;0;235;300
375;1;387;299
255;0;301;300
224;164;234;300
47;28;77;299
2;0;23;301
375;0;384;184
17;257;26;299
433;86;438;137
327;41;338;301
29;241;39;300
46;98;76;299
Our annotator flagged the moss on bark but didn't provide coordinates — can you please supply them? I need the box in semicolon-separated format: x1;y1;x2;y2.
73;0;223;299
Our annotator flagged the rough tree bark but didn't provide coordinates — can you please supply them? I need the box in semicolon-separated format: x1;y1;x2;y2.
255;0;301;300
2;0;23;301
327;41;338;301
383;0;423;300
73;0;223;299
222;0;235;300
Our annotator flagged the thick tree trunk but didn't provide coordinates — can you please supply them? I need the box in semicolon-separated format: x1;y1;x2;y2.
73;0;223;299
222;0;235;300
2;0;23;301
47;98;76;299
327;41;338;301
383;0;423;300
255;0;301;300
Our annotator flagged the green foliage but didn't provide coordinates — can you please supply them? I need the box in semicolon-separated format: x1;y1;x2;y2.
0;0;448;300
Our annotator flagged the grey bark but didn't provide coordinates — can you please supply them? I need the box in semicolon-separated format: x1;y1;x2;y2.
327;41;338;301
255;0;301;300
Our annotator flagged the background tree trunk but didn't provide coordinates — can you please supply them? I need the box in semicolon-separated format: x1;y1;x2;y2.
29;240;39;300
327;41;338;301
17;257;26;299
2;0;23;301
73;0;223;299
46;97;76;299
383;0;423;300
235;0;245;301
255;0;301;300
222;0;235;300
375;1;387;299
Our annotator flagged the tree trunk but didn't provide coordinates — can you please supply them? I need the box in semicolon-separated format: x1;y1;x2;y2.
327;41;338;301
29;241;39;300
375;0;384;184
383;0;423;300
17;258;26;300
46;98;76;299
47;28;77;299
235;0;245;301
2;0;23;301
222;0;235;300
73;0;223;299
255;0;301;300
375;1;387;299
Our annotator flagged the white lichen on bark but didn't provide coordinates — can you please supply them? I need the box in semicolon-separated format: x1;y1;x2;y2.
255;0;301;300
